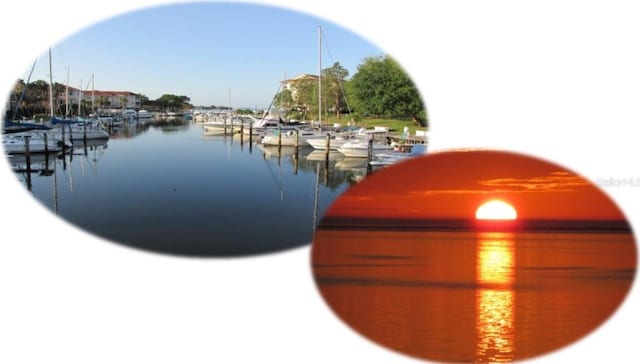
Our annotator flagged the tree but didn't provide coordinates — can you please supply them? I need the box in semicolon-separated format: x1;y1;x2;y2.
293;78;318;120
322;62;349;119
119;96;128;110
348;55;427;126
52;82;65;115
273;77;317;120
137;94;150;107
80;99;92;116
24;80;50;116
235;108;254;115
13;79;26;95
273;88;294;113
96;96;109;111
7;79;26;119
155;94;191;111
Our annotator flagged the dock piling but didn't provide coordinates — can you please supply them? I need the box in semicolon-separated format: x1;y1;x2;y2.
325;134;330;161
61;125;66;147
24;135;32;190
43;133;49;154
367;138;374;175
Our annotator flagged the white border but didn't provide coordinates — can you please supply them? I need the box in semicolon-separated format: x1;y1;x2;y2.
1;1;638;363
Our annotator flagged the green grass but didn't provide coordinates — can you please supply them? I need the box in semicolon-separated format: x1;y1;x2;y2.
322;116;428;135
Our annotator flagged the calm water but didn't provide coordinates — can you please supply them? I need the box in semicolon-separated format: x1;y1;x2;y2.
6;119;398;256
312;229;637;363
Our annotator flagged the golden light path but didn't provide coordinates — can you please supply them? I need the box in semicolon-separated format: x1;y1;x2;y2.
475;200;518;220
476;232;516;362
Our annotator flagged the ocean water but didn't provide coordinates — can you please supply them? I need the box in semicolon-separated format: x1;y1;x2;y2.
312;229;637;362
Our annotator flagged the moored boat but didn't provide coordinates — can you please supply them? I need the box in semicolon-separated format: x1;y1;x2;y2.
51;117;110;141
2;130;70;154
306;126;365;150
261;127;327;146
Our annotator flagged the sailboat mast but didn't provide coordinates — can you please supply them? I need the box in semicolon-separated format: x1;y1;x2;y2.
77;80;82;116
318;25;322;125
48;48;54;118
65;68;69;117
91;74;95;114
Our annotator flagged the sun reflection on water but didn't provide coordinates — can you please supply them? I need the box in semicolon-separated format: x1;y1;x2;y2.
476;232;516;363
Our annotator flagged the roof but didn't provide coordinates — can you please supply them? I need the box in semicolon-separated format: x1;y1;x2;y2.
281;74;318;83
58;86;137;97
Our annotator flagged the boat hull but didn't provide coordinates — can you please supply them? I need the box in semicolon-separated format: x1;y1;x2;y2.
261;129;328;147
337;144;394;158
3;132;66;154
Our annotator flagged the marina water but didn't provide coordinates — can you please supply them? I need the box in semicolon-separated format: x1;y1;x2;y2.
7;118;382;256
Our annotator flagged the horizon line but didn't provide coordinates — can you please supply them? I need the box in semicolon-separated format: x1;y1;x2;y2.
318;217;633;233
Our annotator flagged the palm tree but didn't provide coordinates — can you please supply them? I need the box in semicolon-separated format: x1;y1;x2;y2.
119;96;128;110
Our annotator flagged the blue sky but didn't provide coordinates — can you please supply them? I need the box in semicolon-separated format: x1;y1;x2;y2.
25;2;383;108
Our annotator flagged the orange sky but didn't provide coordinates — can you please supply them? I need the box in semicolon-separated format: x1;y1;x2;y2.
326;150;627;221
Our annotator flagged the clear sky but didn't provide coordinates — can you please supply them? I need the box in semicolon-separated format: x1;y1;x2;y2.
22;2;383;109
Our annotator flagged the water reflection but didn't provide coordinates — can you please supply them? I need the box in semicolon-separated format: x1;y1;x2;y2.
476;232;515;363
7;119;390;255
312;228;636;362
9;138;109;197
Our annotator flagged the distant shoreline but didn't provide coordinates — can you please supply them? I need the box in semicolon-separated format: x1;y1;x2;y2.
318;217;633;233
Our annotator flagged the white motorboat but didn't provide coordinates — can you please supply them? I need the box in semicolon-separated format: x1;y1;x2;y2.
121;109;152;120
202;123;239;135
306;127;366;150
137;109;153;119
240;114;292;137
261;127;327;147
202;126;227;136
368;143;428;166
368;152;412;166
201;114;243;135
337;139;395;158
307;134;352;150
2;131;69;154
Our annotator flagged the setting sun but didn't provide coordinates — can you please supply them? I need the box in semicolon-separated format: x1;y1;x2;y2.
475;200;518;220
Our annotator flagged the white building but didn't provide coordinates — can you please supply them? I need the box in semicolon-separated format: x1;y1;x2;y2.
281;73;318;100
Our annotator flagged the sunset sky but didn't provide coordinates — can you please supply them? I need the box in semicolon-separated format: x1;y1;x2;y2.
326;150;627;221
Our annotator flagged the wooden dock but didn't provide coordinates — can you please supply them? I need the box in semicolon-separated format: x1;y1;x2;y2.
388;132;429;145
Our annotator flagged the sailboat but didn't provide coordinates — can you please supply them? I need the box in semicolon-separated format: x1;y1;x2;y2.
304;25;364;150
3;60;52;134
261;26;330;147
2;55;68;155
241;82;300;138
47;55;110;142
50;117;110;142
